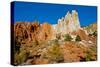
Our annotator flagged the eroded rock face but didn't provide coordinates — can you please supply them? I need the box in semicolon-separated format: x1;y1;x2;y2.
37;22;54;41
14;22;55;44
76;29;89;41
55;10;80;35
60;41;97;62
14;22;40;44
14;10;85;44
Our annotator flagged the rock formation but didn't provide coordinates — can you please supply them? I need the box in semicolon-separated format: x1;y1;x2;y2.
14;10;97;65
14;10;91;44
55;10;80;35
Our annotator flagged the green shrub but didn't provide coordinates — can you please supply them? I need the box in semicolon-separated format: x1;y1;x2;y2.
85;51;92;61
46;44;63;63
63;34;72;41
75;35;81;41
89;31;97;37
92;31;97;36
15;37;21;52
14;50;27;65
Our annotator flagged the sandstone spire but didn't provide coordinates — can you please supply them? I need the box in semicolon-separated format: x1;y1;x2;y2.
55;10;81;34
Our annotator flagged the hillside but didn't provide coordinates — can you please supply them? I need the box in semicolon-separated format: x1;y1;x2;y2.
13;10;97;65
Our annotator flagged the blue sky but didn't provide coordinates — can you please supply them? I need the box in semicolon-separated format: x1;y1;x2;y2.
12;1;97;26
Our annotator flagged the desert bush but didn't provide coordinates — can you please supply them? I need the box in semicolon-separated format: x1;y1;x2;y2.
89;31;97;37
84;51;92;61
75;35;81;41
14;49;28;65
15;37;21;52
92;31;97;36
83;49;96;61
46;44;64;63
63;34;72;41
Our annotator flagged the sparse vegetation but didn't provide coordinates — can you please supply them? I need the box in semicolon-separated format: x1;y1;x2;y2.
46;44;64;63
92;31;97;36
63;34;72;41
14;48;28;65
14;21;97;65
84;50;94;61
85;52;92;61
15;36;21;53
75;35;81;41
